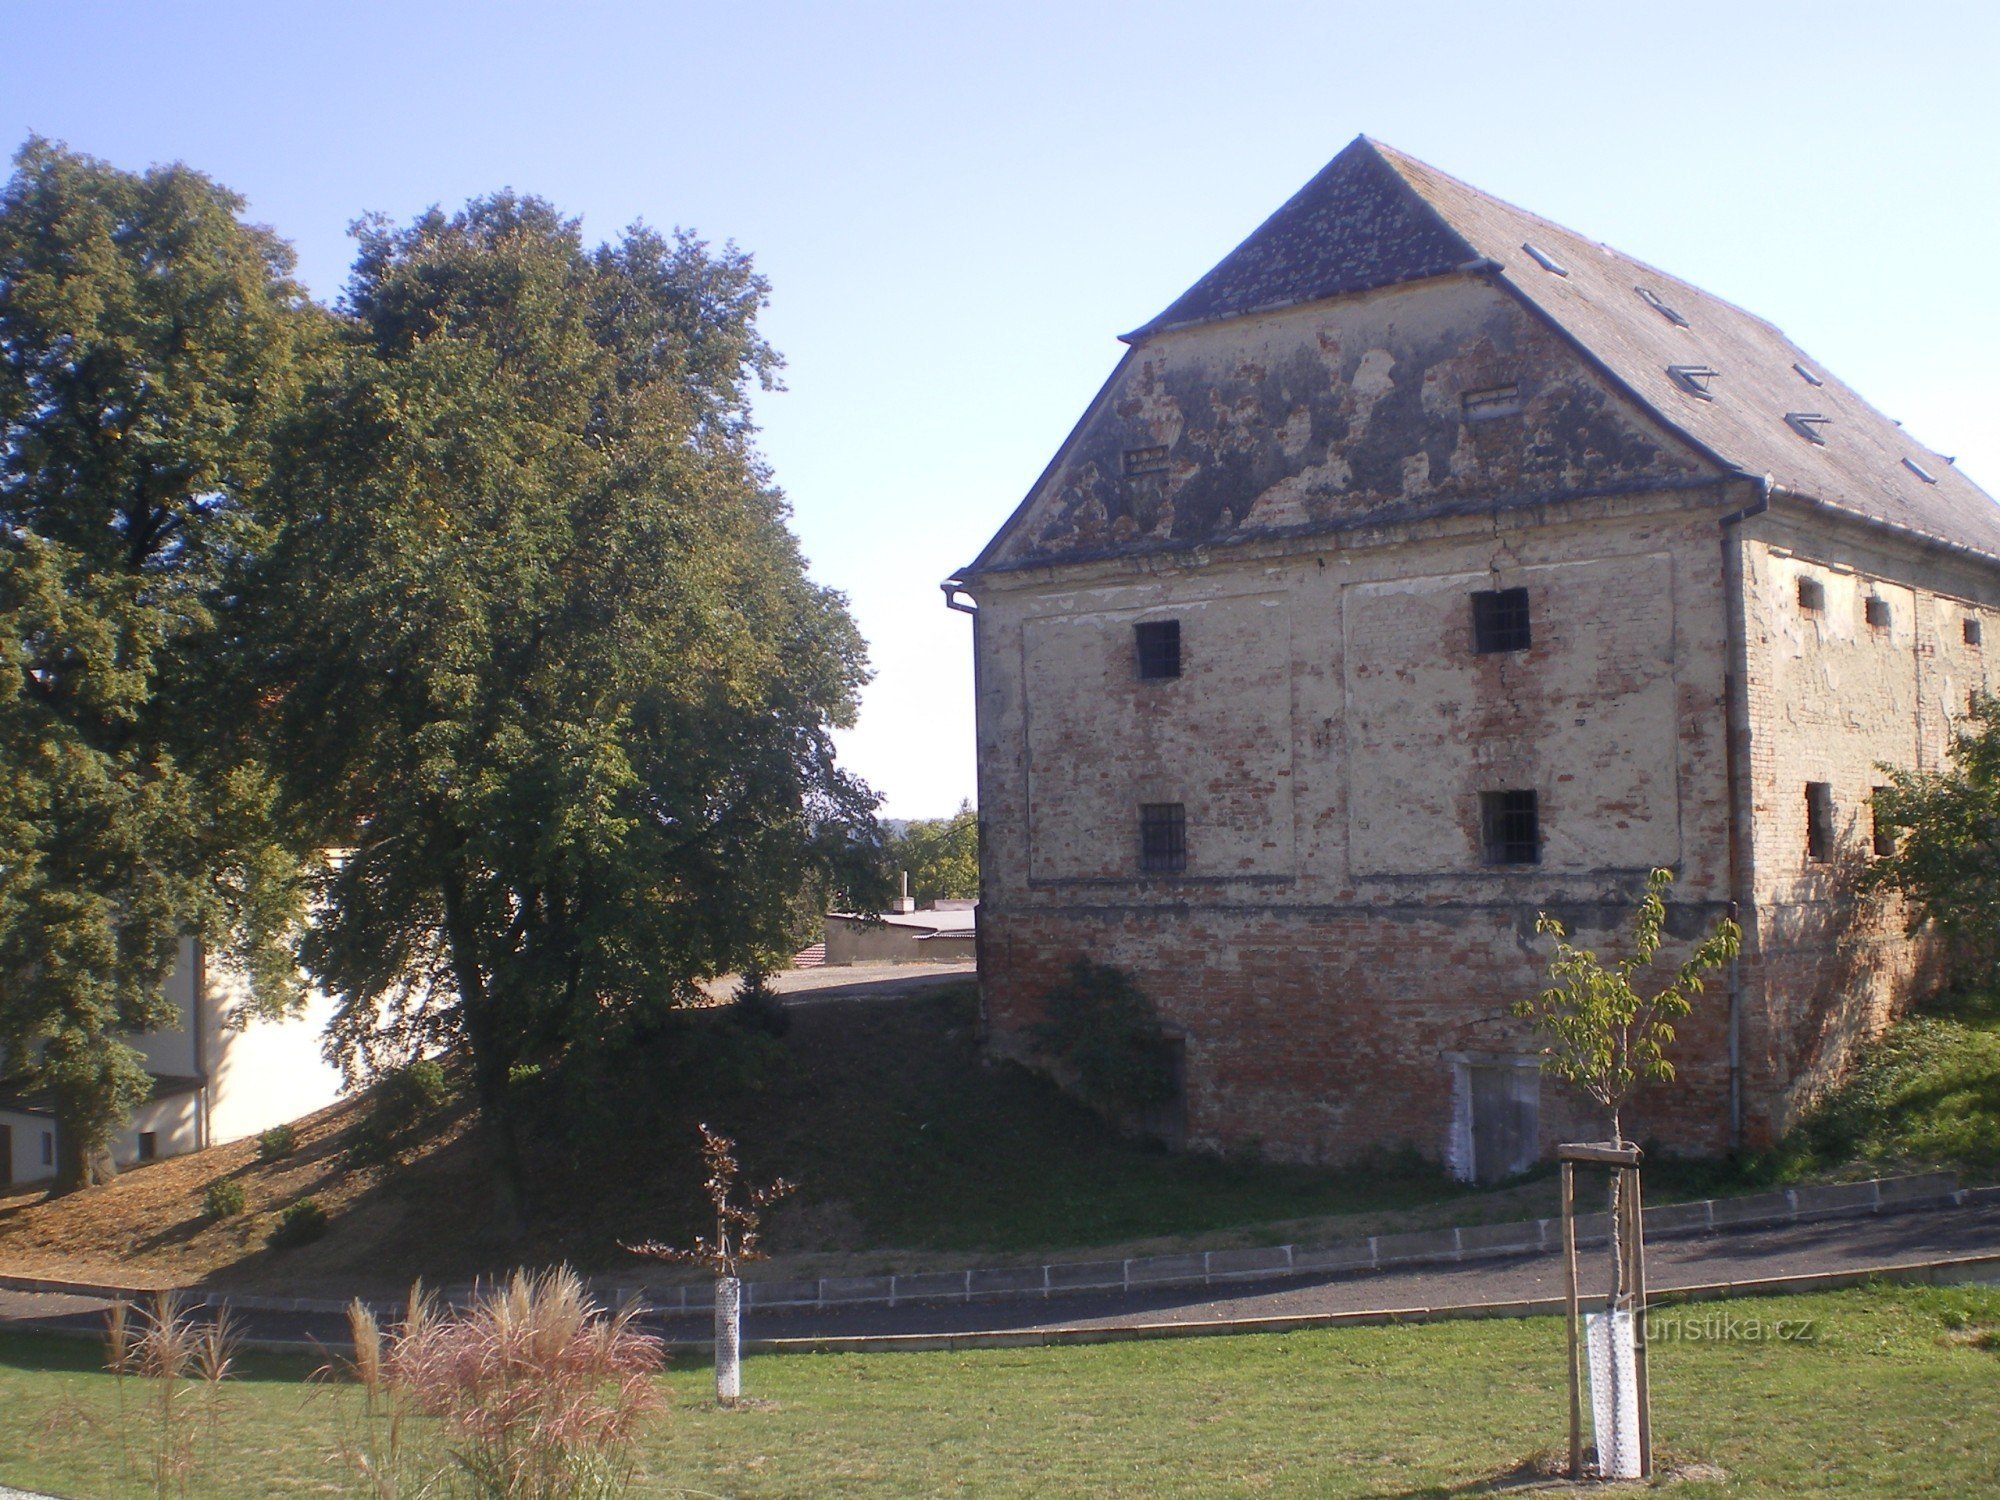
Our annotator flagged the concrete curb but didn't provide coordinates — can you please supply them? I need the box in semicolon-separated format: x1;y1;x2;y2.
1;1171;1987;1323
9;1245;1998;1361
718;1246;2000;1356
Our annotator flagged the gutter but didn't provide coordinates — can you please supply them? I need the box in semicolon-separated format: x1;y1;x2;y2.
1718;476;1772;1150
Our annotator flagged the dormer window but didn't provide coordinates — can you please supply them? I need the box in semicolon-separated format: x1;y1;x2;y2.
1668;365;1718;399
1521;242;1569;277
1635;286;1690;328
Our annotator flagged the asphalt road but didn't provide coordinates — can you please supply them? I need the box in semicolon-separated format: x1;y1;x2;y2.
4;1199;1996;1354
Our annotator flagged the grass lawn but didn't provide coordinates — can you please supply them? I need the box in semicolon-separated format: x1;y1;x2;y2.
0;1284;1994;1498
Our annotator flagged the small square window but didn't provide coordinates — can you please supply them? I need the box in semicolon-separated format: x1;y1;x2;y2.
1797;577;1825;613
1122;445;1170;477
1871;787;1896;857
1139;802;1187;873
1462;384;1522;422
1865;596;1891;629
1135;620;1181;679
137;1131;158;1163
1965;618;1983;647
1805;782;1835;862
1472;588;1532;654
1480;790;1540;865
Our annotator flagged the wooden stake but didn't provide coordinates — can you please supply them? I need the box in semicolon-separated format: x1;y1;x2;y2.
1629;1165;1653;1477
1561;1160;1581;1478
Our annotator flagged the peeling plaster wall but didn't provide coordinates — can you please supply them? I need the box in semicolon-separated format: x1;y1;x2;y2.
989;275;1706;573
1731;512;2000;1138
968;271;2000;1168
973;494;1740;1164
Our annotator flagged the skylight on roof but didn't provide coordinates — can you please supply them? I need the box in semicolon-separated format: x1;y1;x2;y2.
1786;412;1832;445
1903;457;1939;484
1793;363;1824;387
1635;286;1690;328
1521;242;1569;277
1668;365;1719;399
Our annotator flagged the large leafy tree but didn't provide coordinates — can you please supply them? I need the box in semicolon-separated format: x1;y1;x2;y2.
882;800;978;905
0;139;319;1188
263;197;877;1219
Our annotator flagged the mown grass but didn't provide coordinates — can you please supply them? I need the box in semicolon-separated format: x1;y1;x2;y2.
0;1284;1995;1497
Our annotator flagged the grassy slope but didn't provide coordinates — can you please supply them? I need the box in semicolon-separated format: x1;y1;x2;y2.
3;980;1995;1292
1;1285;1995;1498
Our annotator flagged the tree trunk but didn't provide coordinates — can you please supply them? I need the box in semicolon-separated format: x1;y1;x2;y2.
439;865;529;1233
51;1104;116;1194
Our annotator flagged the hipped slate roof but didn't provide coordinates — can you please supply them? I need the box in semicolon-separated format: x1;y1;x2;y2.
1128;137;2000;561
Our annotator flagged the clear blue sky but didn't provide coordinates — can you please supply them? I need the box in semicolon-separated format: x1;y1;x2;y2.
8;2;1996;819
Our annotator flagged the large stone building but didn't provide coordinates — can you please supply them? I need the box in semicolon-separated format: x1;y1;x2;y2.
946;137;2000;1180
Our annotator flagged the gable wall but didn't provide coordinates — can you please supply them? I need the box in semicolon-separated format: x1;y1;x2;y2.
972;487;1741;1164
986;275;1709;572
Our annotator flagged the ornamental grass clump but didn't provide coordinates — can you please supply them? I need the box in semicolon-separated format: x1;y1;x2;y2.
385;1267;664;1500
105;1291;240;1498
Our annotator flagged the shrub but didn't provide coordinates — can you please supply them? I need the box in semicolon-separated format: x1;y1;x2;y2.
729;968;791;1038
202;1179;247;1219
348;1059;455;1169
1029;958;1178;1119
386;1267;663;1498
256;1124;298;1161
269;1197;328;1249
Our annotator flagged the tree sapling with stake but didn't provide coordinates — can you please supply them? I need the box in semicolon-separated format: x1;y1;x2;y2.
625;1123;795;1405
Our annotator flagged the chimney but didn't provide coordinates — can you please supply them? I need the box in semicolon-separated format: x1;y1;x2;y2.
890;870;917;914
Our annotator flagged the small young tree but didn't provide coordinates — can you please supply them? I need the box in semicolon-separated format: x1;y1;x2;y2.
1514;867;1740;1149
624;1124;793;1405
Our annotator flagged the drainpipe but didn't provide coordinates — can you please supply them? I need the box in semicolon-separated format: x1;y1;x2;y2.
1718;476;1772;1151
941;576;986;1027
192;938;211;1151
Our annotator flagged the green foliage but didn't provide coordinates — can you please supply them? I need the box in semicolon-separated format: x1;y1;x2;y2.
1515;868;1740;1142
1787;990;2000;1173
267;1197;327;1249
1868;694;2000;984
1029;959;1178;1122
201;1179;247;1219
255;1124;298;1161
882;801;979;905
348;1059;454;1168
0;138;320;1188
257;195;878;1212
729;967;791;1038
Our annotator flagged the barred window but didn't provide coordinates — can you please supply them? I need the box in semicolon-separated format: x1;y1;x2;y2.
1480;790;1540;865
1472;588;1532;654
1871;787;1897;857
1806;782;1835;862
1139;802;1187;874
1135;620;1182;680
